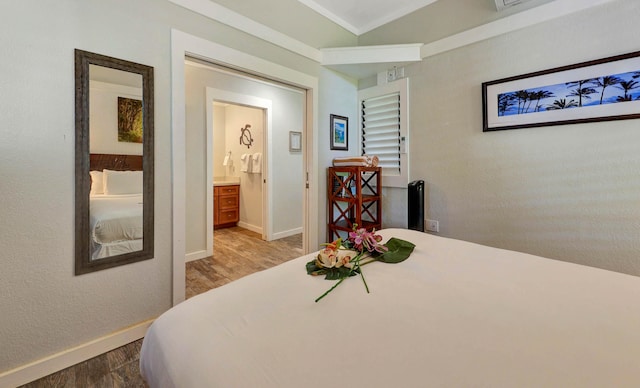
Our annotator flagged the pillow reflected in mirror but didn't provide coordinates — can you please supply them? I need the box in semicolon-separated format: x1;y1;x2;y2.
90;170;104;195
103;169;143;195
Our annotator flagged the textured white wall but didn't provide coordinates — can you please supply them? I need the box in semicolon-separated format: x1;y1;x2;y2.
213;105;227;178
317;68;359;244
398;0;640;275
0;0;176;373
224;105;264;230
269;90;305;237
0;0;331;376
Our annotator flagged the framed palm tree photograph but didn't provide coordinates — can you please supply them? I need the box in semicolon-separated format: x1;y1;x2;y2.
483;50;640;131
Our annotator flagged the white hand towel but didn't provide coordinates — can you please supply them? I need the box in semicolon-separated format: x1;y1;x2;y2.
223;154;230;166
251;153;262;174
240;154;251;172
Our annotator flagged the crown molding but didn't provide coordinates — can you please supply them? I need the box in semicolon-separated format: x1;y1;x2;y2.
321;43;423;65
297;0;439;36
297;0;360;35
421;0;618;59
169;0;618;78
168;0;322;62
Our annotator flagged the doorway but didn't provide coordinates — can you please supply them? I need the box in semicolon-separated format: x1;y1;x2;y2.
171;29;319;305
185;59;306;258
211;100;266;238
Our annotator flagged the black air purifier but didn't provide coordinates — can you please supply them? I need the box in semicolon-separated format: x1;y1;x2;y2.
408;180;424;232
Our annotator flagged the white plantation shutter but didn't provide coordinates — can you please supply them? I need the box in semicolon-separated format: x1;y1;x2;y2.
358;78;408;188
362;93;401;175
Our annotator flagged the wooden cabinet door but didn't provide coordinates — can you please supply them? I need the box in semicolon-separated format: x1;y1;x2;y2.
214;185;239;228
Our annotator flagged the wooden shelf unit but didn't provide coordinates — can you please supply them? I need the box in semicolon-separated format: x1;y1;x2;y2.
327;166;382;242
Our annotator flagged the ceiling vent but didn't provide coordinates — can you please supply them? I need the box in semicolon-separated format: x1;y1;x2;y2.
495;0;533;11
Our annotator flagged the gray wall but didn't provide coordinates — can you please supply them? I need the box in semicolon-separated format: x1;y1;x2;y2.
366;0;640;276
359;0;554;46
317;68;359;243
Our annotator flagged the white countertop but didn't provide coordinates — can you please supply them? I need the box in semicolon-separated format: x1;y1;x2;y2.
213;177;240;187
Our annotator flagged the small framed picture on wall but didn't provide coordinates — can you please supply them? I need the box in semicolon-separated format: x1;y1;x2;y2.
330;114;348;150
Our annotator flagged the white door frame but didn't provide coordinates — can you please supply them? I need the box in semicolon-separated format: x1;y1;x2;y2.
207;88;273;242
171;29;319;305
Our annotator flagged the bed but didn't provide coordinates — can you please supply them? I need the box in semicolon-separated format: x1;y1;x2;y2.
90;193;143;260
89;154;143;260
140;228;640;387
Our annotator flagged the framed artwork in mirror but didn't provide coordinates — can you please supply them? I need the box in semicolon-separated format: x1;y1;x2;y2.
75;49;154;275
117;97;143;143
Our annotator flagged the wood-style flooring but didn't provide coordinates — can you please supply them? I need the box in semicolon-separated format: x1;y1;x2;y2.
19;340;145;388
186;227;303;298
20;227;303;388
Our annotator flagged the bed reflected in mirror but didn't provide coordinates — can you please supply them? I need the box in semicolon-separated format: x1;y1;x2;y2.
89;153;144;260
75;50;154;275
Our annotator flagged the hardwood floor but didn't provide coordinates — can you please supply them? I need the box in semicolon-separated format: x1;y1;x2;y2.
186;227;303;298
19;340;145;388
20;227;303;388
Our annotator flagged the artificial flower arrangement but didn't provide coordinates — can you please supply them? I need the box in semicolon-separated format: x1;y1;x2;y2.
306;227;415;302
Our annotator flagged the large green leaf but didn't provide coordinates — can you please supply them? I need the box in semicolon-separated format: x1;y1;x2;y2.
323;266;360;280
306;260;324;276
377;238;415;263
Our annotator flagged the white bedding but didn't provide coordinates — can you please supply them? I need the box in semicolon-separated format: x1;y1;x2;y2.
140;228;640;388
90;194;143;260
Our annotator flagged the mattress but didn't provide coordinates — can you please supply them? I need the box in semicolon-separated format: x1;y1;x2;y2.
91;239;143;261
140;228;640;388
90;194;143;260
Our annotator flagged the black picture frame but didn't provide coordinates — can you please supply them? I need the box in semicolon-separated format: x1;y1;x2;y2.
482;50;640;132
330;114;348;150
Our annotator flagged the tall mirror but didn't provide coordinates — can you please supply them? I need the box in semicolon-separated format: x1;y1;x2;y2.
75;49;154;275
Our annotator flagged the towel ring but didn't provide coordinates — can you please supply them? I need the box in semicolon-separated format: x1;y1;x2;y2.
240;124;253;149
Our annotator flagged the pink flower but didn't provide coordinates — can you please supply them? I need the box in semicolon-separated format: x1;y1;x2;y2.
349;228;388;253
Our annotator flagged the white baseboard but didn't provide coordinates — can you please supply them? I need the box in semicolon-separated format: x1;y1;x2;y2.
272;227;303;240
0;319;154;388
236;221;262;235
185;249;210;263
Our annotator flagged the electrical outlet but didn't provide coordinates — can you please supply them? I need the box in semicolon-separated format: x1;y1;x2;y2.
425;219;439;233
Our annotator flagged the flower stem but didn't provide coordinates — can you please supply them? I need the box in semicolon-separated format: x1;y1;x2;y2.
358;261;370;294
315;277;346;303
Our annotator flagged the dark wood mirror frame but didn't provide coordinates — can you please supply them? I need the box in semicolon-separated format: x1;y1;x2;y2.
75;49;154;275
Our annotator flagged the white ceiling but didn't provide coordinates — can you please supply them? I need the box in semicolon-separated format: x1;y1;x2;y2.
297;0;440;35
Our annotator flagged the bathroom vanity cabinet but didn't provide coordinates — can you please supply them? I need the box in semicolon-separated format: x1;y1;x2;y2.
214;184;239;229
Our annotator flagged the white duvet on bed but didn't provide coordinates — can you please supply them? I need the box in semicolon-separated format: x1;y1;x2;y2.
90;194;143;260
140;228;640;388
